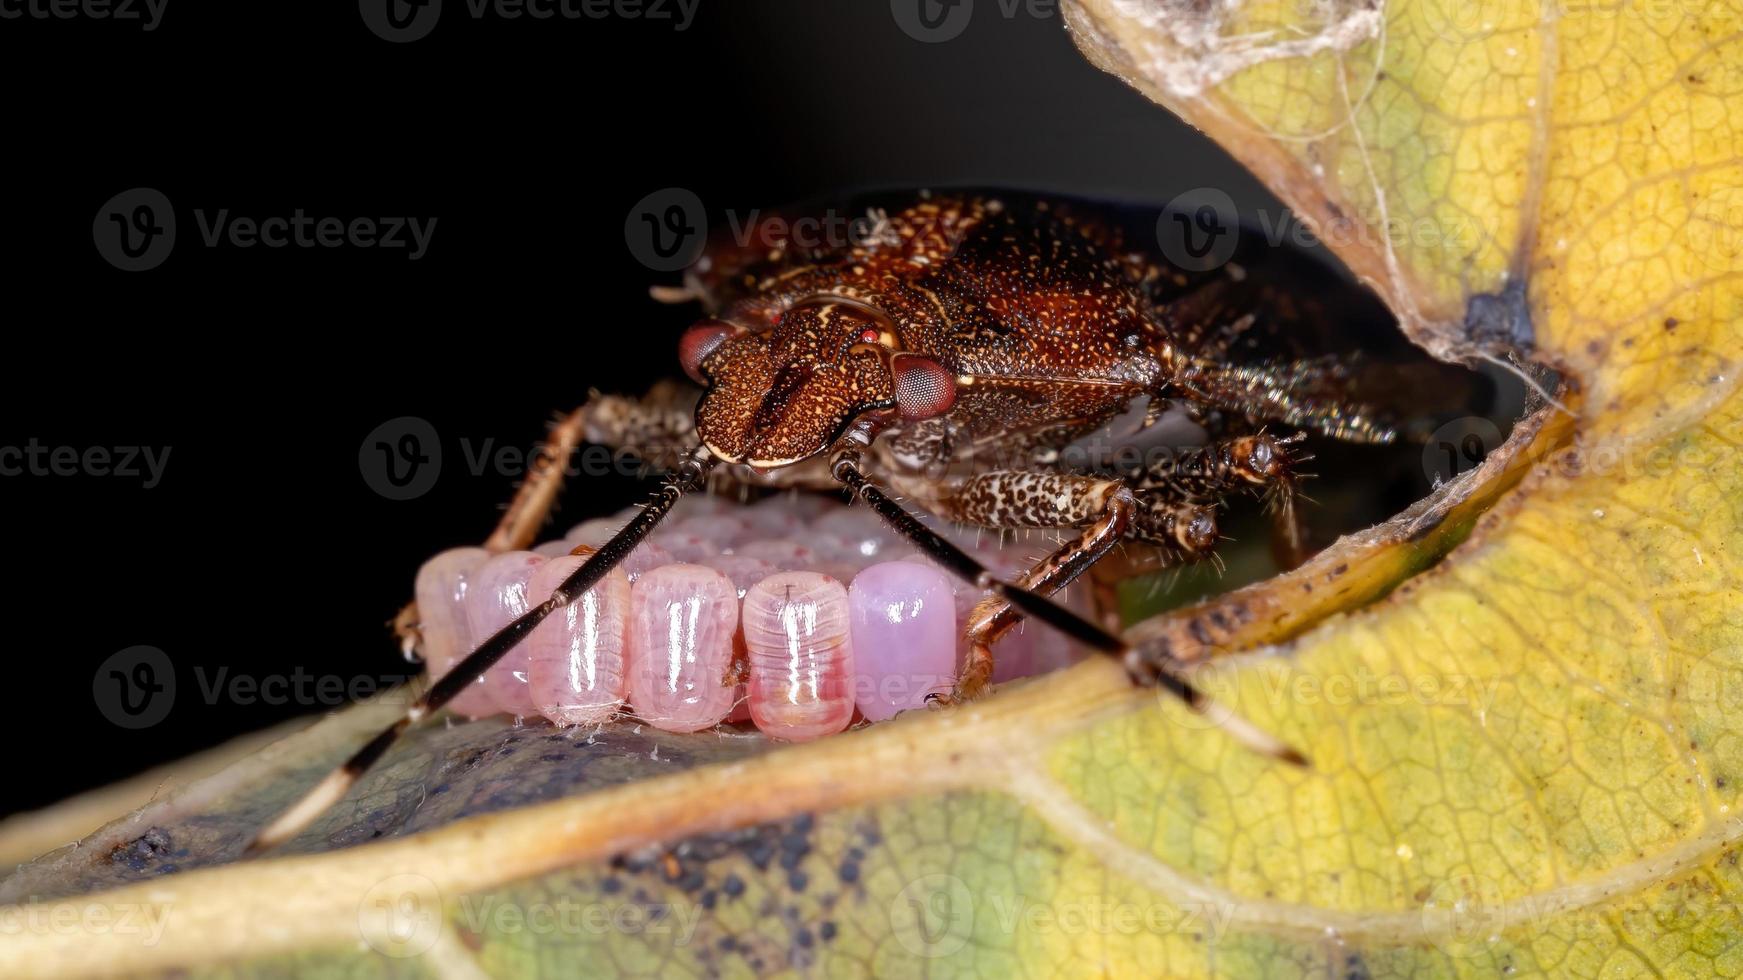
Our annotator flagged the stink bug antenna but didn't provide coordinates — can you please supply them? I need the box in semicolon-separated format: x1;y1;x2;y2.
247;448;717;854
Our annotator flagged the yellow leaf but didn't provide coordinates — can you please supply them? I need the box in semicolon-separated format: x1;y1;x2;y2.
4;0;1741;975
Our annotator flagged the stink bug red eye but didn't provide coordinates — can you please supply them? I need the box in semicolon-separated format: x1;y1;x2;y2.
891;353;956;421
678;320;741;384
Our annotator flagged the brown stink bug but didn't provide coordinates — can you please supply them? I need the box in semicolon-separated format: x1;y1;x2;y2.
253;190;1415;850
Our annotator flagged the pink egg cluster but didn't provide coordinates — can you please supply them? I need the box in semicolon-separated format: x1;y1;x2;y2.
414;494;1084;740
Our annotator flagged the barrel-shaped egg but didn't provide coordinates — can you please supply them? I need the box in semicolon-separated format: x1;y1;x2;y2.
743;572;855;740
524;553;632;726
626;563;739;732
848;561;959;721
414;546;494;718
463;551;548;719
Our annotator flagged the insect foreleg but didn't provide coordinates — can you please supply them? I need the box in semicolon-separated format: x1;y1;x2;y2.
484;405;593;553
1124;432;1312;568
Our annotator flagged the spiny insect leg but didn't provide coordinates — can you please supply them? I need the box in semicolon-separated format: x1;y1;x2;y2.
1171;357;1398;444
931;474;1137;703
484;406;592;553
248;450;716;854
1123;431;1313;568
831;450;1305;767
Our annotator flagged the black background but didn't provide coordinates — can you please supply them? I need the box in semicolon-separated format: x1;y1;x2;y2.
1;0;1376;814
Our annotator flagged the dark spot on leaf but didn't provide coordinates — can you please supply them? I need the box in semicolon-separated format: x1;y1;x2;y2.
1464;279;1534;348
108;828;173;872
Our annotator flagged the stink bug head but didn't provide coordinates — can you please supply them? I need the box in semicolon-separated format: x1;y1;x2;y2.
686;300;954;469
